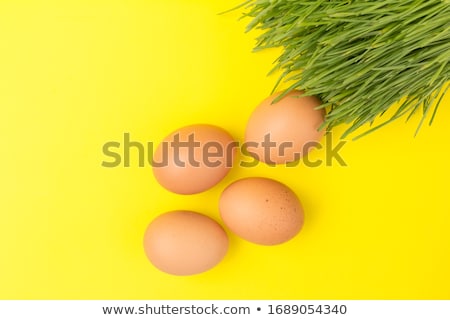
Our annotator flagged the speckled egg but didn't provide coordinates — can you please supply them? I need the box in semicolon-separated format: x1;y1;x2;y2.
219;177;304;245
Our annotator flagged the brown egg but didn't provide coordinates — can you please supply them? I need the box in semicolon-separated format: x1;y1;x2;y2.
152;124;236;194
143;211;229;276
245;90;325;164
219;177;304;245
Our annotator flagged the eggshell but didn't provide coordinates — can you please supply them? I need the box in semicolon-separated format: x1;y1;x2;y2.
152;124;236;194
219;177;304;245
245;90;325;164
143;211;229;276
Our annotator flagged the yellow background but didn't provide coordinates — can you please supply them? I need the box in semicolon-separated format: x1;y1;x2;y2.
1;0;449;299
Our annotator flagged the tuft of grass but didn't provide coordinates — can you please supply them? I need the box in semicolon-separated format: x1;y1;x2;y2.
240;0;450;139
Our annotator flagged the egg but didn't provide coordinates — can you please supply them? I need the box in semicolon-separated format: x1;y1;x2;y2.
219;177;304;245
245;90;325;164
152;124;236;194
143;211;229;276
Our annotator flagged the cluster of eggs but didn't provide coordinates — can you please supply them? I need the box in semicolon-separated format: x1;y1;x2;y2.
143;90;325;275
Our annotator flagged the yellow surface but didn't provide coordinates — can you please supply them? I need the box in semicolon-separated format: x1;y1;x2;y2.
1;0;449;299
